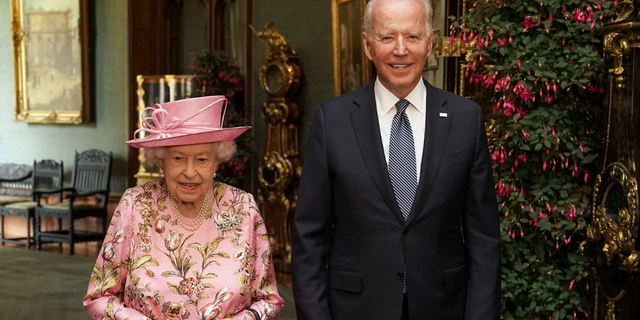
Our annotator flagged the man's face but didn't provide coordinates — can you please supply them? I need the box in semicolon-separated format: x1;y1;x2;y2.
362;0;433;98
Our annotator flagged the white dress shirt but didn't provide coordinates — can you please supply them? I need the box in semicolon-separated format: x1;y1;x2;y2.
374;77;426;182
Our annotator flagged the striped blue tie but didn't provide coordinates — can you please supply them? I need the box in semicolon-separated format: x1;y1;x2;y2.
390;99;416;294
389;99;417;221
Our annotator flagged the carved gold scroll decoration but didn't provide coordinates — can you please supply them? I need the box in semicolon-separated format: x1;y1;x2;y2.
256;23;302;270
616;0;635;23
605;289;625;320
586;162;640;272
603;33;630;91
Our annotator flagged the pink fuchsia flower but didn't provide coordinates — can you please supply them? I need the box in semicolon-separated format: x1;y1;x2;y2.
503;98;515;117
573;9;588;23
517;153;527;163
483;73;497;87
497;37;507;48
544;94;557;104
494;75;511;92
522;15;541;32
513;82;533;103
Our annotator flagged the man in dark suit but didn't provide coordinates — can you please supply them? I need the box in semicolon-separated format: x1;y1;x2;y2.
291;0;500;319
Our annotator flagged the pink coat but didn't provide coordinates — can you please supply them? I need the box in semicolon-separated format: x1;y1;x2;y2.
84;180;284;320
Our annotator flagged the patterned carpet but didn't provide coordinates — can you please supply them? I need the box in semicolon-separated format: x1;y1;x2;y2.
0;246;296;319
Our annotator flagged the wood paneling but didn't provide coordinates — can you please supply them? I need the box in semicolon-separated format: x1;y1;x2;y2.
126;0;181;188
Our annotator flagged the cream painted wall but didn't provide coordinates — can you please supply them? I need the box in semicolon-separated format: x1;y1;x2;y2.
422;0;447;89
0;1;128;193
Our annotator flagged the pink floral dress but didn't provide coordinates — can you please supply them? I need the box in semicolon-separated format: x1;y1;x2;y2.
84;180;284;320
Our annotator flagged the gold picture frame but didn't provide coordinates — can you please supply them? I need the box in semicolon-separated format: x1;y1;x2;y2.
11;0;90;124
332;0;372;96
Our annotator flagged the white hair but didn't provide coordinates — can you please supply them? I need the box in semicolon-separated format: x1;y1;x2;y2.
142;141;237;168
363;0;434;39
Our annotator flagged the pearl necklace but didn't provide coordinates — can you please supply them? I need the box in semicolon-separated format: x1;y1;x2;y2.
168;191;211;231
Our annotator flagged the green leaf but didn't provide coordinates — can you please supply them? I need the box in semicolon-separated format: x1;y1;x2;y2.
161;271;181;278
168;283;180;294
132;255;159;270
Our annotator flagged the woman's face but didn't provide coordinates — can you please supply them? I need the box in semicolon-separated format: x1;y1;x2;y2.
161;143;217;206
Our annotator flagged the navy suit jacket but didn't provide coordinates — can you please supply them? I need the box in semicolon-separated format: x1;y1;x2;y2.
292;80;500;320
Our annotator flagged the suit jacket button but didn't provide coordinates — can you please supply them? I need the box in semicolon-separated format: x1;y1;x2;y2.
403;229;410;236
397;272;404;280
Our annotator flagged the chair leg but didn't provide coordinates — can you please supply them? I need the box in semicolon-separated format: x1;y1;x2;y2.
0;215;4;246
68;219;74;255
58;218;63;251
26;214;32;248
35;214;41;250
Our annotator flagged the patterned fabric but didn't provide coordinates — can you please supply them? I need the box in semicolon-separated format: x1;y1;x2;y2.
388;99;417;220
0;196;29;205
84;179;283;320
4;201;36;209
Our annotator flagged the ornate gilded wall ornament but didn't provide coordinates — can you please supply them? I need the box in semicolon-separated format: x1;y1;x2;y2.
603;33;630;90
258;152;293;191
587;162;640;272
616;0;635;22
588;8;640;318
263;102;290;125
255;23;302;270
604;289;625;320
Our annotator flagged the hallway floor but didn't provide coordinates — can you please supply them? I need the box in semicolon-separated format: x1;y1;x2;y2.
1;215;297;319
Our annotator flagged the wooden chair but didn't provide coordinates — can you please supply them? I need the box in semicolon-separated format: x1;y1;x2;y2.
35;150;112;254
0;164;32;206
1;160;63;247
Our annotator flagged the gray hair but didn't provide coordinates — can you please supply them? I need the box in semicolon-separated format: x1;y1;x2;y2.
143;141;237;168
363;0;434;39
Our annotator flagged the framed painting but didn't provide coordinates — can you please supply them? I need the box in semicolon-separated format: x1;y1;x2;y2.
332;0;372;96
11;0;90;124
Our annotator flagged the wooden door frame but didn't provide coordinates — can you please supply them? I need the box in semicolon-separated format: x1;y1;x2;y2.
126;0;254;190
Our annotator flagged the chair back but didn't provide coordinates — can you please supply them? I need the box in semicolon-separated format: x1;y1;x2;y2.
71;150;112;207
32;160;64;202
0;164;32;197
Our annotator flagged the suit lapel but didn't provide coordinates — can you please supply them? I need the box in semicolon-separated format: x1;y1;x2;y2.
350;82;405;222
406;81;451;225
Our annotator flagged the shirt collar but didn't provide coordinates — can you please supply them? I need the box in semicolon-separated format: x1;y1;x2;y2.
374;77;426;116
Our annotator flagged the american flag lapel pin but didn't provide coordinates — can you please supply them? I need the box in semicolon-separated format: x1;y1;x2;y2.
439;112;448;118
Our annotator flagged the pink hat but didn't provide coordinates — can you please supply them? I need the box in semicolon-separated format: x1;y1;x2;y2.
126;96;250;148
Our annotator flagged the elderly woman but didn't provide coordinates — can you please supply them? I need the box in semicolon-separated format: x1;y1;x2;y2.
83;96;283;320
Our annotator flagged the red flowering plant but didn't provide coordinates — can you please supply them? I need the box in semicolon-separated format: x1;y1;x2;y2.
190;50;253;188
451;0;617;319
